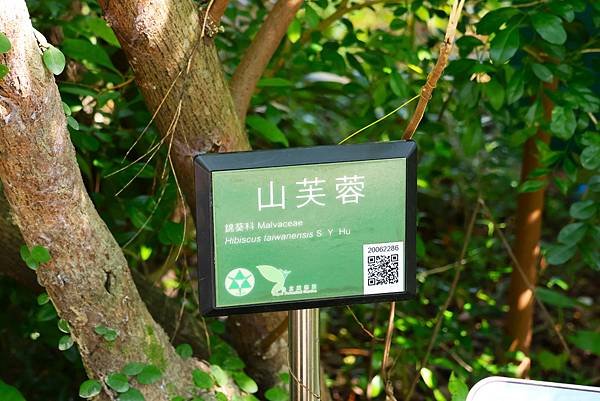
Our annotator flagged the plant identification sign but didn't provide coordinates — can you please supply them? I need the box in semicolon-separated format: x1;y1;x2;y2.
195;141;416;316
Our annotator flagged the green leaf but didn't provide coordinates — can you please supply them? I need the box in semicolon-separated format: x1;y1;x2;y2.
192;369;214;389
546;244;576;265
107;373;130;393
558;222;587;244
490;25;520;64
58;319;70;334
233;372;258;394
304;4;320;29
420;367;435;389
518;179;545;193
477;8;519;35
569;331;600;356
211;365;229;387
79;380;102;399
122;362;145;376
215;392;228;401
0;32;11;53
118;388;145;401
37;293;49;305
0;64;9;80
136;365;162;385
58;335;74;351
536;287;580;308
0;380;26;401
246;116;289;147
483;79;504;110
62;38;117;72
20;245;37;270
531;13;567;45
570;200;596;220
176;343;193;359
31;245;51;264
223;356;245;371
67;116;80;131
62;101;72;116
550;106;576;139
538;350;568;371
42;46;66;75
257;78;293;88
84;17;120;47
531;63;553;83
581;145;600;170
94;325;118;341
158;221;184;245
448;372;469;401
287;19;301;43
589;175;600;192
265;388;288;401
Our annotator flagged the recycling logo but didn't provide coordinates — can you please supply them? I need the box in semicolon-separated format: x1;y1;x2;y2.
224;268;255;297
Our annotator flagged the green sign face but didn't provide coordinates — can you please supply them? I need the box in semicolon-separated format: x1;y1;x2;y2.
195;141;416;315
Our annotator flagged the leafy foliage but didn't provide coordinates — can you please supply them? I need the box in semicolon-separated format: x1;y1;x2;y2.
2;0;599;400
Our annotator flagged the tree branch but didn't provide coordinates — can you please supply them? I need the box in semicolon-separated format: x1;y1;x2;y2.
230;0;304;123
402;0;465;140
99;0;288;388
208;0;229;23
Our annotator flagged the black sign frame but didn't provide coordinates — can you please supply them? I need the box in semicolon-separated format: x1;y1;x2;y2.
194;140;417;316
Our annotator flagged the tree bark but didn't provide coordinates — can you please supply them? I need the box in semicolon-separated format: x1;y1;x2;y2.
505;81;557;377
98;0;288;386
0;3;234;400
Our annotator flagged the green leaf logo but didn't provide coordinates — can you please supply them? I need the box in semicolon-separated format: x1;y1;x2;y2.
256;265;290;296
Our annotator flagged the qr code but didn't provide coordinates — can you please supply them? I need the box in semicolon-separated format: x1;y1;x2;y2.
363;242;404;295
367;254;399;286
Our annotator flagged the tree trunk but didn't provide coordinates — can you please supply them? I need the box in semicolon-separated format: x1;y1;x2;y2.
505;81;557;377
0;3;235;400
98;0;288;386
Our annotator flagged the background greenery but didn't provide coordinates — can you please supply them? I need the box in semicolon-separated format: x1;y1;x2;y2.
1;0;599;400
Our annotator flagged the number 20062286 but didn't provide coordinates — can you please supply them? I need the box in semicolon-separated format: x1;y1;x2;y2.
366;244;400;254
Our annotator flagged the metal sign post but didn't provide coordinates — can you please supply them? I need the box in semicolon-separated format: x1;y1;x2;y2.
289;309;320;401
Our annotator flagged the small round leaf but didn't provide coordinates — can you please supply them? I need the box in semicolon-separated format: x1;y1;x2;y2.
0;32;11;53
175;343;193;359
192;369;214;389
232;372;258;394
42;45;66;75
118;387;145;401
106;373;130;393
58;335;74;351
79;379;102;398
136;365;162;385
122;362;145;376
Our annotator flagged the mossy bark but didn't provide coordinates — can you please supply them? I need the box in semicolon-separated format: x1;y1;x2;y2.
0;3;235;400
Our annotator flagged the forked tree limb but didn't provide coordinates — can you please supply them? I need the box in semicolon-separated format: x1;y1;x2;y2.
230;0;304;123
402;0;465;140
99;0;288;388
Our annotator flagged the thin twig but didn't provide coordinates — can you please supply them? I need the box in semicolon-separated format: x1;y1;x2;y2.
402;0;466;140
338;95;420;145
405;200;480;401
479;199;571;354
381;302;397;401
346;306;383;341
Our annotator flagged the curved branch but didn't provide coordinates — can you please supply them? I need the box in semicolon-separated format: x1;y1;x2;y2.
230;0;304;123
402;0;465;140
